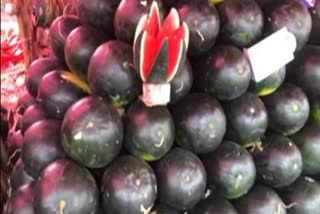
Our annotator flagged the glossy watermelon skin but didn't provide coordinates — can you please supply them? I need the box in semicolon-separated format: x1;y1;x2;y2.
190;194;238;214
101;155;157;214
217;0;264;48
10;158;34;192
171;93;226;154
201;141;256;199
64;26;108;81
21;104;47;134
264;0;312;51
291;122;320;176
88;40;141;108
222;92;268;145
253;134;303;188
4;183;35;214
176;1;220;57
194;45;252;100
233;184;286;214
154;148;207;210
49;16;81;63
61;96;123;168
22;119;65;178
262;83;310;136
277;176;320;214
124;99;175;161
34;159;99;214
37;71;86;119
25;57;63;98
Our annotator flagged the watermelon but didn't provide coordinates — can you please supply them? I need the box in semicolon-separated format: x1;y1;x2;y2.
176;1;220;57
233;184;286;214
3;183;34;214
133;1;189;84
264;0;312;51
21;104;47;134
154;148;207;210
88;40;141;108
252;134;303;188
61;96;123;168
10;158;34;192
262;83;310;136
64;26;109;81
114;0;165;44
34;159;99;214
201;141;256;199
309;0;320;45
291;122;320;176
170;59;193;104
171;93;226;154
249;67;286;96
194;45;252;100
101;155;157;214
49;15;81;63
25;57;63;98
77;0;121;35
150;203;179;214
22;119;65;178
222;92;268;146
37;71;87;119
190;194;238;214
277;176;320;214
217;0;264;47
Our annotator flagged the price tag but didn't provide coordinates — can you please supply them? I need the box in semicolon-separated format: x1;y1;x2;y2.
141;83;171;107
300;0;316;8
244;27;297;82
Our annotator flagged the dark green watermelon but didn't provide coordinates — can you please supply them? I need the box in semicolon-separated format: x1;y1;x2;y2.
37;70;86;119
171;93;226;154
25;57;62;98
201;141;256;199
154;148;207;210
21;104;47;134
10;158;34;192
77;0;121;35
277;176;320;214
309;0;320;45
22;119;65;178
124;99;174;161
262;83;310;136
49;15;81;63
114;0;165;44
101;155;157;214
264;0;312;51
16;91;37;115
64;26;108;81
190;194;238;214
217;0;264;47
249;67;286;96
291;122;320;176
176;1;220;57
170;59;193;104
222;92;268;145
233;184;286;214
88;40;141;108
287;45;320;99
150;203;179;214
253;134;303;188
61;96;123;168
194;45;252;100
3;183;34;214
34;159;99;214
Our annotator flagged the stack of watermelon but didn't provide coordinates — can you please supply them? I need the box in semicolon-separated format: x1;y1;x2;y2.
1;0;320;213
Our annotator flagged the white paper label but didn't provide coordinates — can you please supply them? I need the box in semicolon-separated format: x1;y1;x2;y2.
141;83;171;107
244;27;297;82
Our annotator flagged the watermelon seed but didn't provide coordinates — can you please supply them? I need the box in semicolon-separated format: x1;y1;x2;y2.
59;200;66;214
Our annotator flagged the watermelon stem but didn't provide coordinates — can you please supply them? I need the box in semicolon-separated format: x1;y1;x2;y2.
235;174;243;189
193;20;204;42
59;200;66;214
